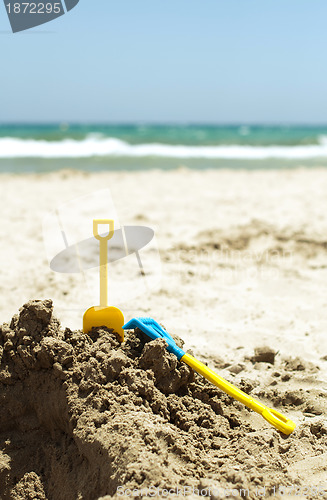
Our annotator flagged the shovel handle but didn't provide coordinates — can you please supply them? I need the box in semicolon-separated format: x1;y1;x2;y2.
93;219;115;307
181;353;296;435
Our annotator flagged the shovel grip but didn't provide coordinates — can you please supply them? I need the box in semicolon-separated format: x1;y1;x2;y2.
93;219;115;241
261;408;296;435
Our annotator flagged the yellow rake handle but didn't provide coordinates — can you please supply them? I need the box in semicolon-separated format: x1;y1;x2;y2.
181;353;296;435
93;219;115;307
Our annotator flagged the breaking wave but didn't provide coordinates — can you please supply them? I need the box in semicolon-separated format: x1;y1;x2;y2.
1;135;327;159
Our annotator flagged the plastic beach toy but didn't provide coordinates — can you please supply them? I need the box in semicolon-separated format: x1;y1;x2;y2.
123;317;296;435
83;219;124;341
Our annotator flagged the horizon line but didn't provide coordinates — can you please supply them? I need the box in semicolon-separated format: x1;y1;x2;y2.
1;121;327;127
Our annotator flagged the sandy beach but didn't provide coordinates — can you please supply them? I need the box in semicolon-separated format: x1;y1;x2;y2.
1;167;327;498
1;167;327;362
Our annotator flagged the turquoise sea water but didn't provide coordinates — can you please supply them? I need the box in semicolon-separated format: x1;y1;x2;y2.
1;124;327;173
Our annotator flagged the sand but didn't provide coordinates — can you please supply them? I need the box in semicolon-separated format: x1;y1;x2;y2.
0;167;327;497
0;299;326;500
1;168;327;361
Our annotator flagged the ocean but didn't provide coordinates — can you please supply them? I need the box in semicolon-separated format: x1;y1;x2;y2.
1;124;327;173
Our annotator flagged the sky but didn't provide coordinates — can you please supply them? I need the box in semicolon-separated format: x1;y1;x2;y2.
1;0;327;123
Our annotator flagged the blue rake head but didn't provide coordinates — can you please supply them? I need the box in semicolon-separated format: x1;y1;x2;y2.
123;317;185;360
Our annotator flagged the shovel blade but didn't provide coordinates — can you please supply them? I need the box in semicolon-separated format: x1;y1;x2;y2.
83;306;124;342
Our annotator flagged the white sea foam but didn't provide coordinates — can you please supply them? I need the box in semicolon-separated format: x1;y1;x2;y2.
1;135;327;160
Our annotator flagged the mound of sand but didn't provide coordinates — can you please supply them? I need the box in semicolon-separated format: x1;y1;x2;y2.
0;300;326;499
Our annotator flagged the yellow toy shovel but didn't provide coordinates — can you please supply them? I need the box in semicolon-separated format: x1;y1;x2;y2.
123;317;296;435
83;219;124;341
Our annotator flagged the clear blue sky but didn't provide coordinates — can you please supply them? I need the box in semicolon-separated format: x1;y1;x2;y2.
1;0;326;123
